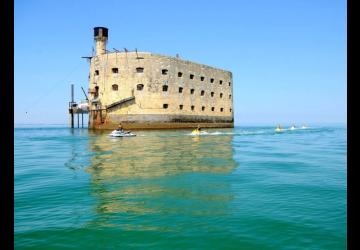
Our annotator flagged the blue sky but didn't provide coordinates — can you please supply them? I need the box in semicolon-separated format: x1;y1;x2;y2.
15;0;346;125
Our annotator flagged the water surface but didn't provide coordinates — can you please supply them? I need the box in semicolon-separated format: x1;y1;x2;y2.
15;126;347;249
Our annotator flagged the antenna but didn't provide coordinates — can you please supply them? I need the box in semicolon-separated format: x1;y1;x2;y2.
113;48;120;52
71;84;74;103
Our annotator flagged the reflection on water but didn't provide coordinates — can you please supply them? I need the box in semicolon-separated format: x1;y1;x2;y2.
85;130;237;230
87;130;237;178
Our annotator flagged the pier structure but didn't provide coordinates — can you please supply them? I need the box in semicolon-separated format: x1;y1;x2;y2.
68;84;89;128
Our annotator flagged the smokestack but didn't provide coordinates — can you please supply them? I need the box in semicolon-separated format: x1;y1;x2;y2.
94;27;108;55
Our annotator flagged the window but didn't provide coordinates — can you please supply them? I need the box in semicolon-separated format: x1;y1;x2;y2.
190;89;194;94
211;107;215;111
179;87;183;93
112;68;118;73
211;92;214;97
190;74;194;79
162;69;168;75
229;82;231;86
163;85;168;91
137;84;144;90
163;104;168;109
220;93;223;98
230;108;232;112
95;70;99;76
229;94;232;99
201;90;205;96
220;108;224;112
210;78;214;83
191;105;195;111
200;76;205;81
178;72;183;77
219;80;223;85
202;106;205;111
112;84;118;91
179;105;183;110
136;67;144;73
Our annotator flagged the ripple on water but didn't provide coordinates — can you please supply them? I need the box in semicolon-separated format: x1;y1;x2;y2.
15;126;346;249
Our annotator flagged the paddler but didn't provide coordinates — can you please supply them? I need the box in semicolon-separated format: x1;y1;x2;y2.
116;123;124;132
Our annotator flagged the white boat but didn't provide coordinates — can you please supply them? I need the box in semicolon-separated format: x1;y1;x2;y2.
78;100;89;111
109;130;136;137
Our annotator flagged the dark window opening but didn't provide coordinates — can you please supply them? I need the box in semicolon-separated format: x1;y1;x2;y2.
211;92;214;97
190;74;194;79
163;104;168;109
137;84;144;90
163;85;168;91
229;82;231;86
220;80;223;85
178;72;183;77
179;105;183;110
190;89;194;94
220;93;223;98
200;76;205;81
162;69;168;75
95;86;99;97
136;67;144;73
210;78;214;83
191;105;195;111
112;84;118;91
95;70;99;76
220;108;224;112
202;106;205;111
230;108;232;112
201;90;205;96
179;87;183;93
211;107;215;111
229;94;232;99
112;68;118;73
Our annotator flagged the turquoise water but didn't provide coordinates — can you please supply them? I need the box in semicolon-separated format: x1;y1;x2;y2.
15;126;347;249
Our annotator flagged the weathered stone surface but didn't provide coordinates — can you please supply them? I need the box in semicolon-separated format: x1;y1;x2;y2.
88;30;234;129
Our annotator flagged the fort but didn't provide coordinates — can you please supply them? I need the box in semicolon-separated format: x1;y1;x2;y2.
87;27;234;130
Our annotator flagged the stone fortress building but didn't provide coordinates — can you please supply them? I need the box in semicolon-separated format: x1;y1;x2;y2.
88;27;234;129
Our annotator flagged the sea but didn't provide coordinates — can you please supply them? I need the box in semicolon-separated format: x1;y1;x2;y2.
14;125;347;249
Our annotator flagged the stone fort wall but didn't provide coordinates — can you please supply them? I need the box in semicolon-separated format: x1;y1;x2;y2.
88;51;234;129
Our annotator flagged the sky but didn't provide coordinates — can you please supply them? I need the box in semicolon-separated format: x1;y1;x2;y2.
14;0;347;125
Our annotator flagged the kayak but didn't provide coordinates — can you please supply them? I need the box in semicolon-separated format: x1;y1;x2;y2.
275;128;283;133
109;130;136;137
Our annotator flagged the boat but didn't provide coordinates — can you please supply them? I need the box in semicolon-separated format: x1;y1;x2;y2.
109;130;136;137
275;127;283;133
191;129;208;135
275;124;283;133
